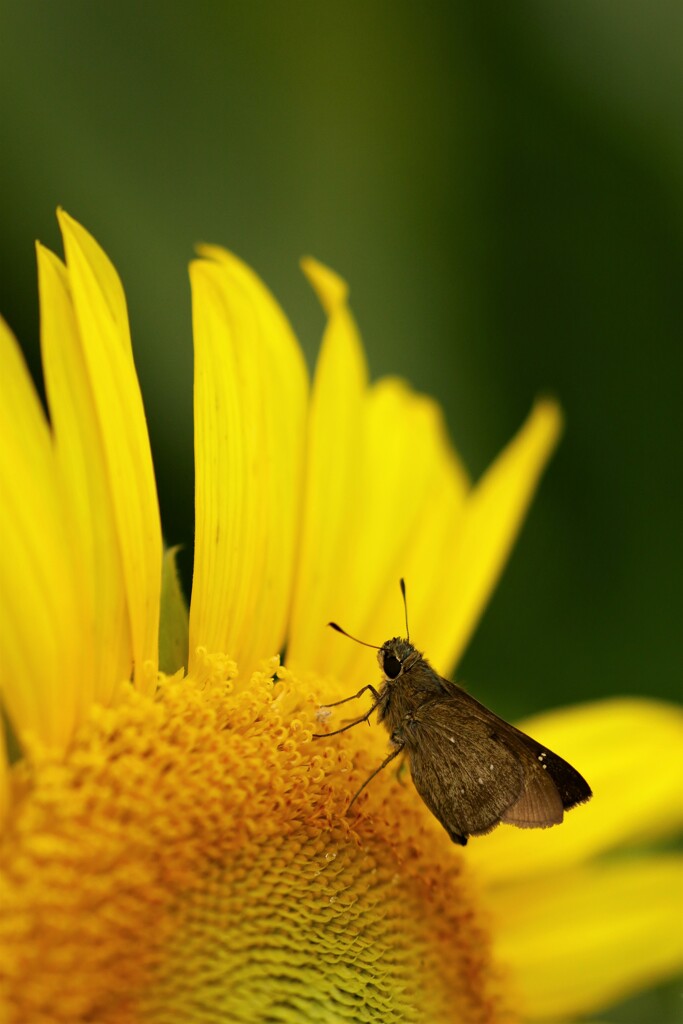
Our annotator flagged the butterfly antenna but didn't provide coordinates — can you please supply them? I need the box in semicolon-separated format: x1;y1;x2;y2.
399;577;410;641
328;622;381;650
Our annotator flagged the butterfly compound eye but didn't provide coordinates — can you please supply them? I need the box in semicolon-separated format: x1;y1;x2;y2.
383;653;402;679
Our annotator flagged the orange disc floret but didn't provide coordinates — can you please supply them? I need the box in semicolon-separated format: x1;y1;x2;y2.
0;661;512;1024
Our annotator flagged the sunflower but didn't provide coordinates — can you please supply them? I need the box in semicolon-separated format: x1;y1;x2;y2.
0;212;681;1024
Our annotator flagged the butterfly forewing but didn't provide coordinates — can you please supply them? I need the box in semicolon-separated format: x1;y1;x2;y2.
404;697;525;843
399;676;591;842
444;682;593;810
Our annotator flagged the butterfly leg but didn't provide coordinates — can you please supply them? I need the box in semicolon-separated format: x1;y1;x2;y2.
347;744;405;814
313;684;382;741
320;684;381;710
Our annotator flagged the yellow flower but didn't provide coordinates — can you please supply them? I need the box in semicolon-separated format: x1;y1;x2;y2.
0;212;681;1023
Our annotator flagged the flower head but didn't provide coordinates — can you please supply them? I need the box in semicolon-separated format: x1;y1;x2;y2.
1;214;681;1023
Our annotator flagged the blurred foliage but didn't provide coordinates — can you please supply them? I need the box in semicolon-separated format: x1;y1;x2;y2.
2;0;681;705
1;4;681;1014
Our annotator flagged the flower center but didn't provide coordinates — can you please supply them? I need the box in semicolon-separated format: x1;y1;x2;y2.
0;665;512;1023
141;828;479;1022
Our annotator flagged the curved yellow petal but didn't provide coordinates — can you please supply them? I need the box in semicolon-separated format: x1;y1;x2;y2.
37;244;131;708
0;318;84;748
286;259;368;675
57;209;131;356
327;377;470;687
469;699;683;885
57;211;161;693
287;312;560;688
436;399;563;674
493;855;683;1021
188;252;308;678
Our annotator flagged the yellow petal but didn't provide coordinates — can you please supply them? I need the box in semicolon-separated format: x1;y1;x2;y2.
57;211;161;693
287;259;368;675
289;288;560;689
188;252;308;678
37;244;131;708
493;855;683;1021
434;399;563;674
0;318;84;748
326;377;470;687
469;699;683;885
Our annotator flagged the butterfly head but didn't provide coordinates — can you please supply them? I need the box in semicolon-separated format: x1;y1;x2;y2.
378;637;419;680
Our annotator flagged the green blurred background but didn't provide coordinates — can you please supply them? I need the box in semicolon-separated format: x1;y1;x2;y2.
1;3;681;1018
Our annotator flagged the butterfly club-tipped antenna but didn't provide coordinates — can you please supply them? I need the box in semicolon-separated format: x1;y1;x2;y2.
327;621;381;650
399;577;410;641
318;622;383;723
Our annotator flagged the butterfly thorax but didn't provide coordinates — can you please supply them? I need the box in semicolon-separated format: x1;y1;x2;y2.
376;638;453;731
